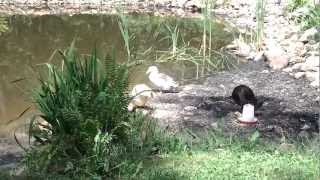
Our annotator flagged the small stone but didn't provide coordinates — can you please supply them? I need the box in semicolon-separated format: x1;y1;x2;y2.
299;27;319;43
300;124;311;130
305;71;318;81
268;55;289;70
290;57;304;63
282;67;293;72
183;116;190;120
210;122;218;129
310;79;320;87
305;55;319;67
254;51;266;62
294;72;305;79
265;46;289;70
300;48;308;57
289;34;299;41
291;63;303;70
184;106;197;111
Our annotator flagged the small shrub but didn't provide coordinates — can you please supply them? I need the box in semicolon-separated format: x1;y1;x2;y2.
287;0;309;12
301;5;320;29
26;45;131;178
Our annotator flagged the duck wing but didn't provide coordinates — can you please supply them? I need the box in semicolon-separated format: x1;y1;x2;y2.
157;73;178;87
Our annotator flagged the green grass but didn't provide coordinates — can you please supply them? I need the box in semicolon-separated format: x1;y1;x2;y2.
125;134;320;180
134;149;319;180
287;0;320;29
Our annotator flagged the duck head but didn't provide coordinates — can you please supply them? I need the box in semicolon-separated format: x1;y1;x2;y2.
146;66;159;75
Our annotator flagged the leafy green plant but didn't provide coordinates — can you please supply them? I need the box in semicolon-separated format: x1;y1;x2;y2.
25;44;130;178
287;0;309;12
301;5;320;29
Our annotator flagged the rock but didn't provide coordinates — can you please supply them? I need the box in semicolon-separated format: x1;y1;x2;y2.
293;42;305;55
305;55;319;67
290;57;304;63
293;56;320;71
300;124;311;130
172;0;185;7
266;54;289;70
183;0;203;10
282;67;293;72
306;51;320;57
310;42;320;51
289;34;299;41
184;106;197;111
210;122;218;129
291;63;303;70
299;27;319;43
215;0;226;6
253;51;266;62
265;44;289;70
294;72;305;79
310;78;320;87
300;48;308;57
226;39;252;57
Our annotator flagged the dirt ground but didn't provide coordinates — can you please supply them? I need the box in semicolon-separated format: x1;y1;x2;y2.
148;60;320;141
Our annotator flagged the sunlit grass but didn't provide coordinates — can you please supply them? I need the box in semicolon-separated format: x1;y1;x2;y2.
129;134;320;180
136;150;319;179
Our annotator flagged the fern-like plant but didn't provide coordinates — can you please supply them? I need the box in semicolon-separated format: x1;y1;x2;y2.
27;44;130;177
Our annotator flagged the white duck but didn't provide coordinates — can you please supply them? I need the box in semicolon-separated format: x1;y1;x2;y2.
128;84;154;112
146;66;178;90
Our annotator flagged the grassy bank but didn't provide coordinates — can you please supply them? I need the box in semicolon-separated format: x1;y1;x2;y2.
5;131;320;179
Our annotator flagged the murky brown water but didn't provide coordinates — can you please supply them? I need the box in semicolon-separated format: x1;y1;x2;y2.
0;14;233;136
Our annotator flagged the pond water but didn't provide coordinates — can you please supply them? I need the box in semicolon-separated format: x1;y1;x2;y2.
0;13;234;136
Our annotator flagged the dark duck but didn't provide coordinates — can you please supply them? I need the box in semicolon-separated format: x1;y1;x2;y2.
231;85;263;110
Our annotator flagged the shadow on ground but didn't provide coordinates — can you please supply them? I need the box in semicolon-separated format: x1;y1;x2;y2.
147;61;320;141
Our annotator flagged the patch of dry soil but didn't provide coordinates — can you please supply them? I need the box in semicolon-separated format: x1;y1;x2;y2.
147;61;320;141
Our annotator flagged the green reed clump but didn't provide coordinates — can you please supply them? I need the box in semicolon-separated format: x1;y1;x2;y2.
25;45;132;178
256;0;266;50
118;13;134;63
0;16;9;35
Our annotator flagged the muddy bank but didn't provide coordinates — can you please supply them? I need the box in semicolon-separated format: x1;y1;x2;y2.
0;0;202;16
147;60;320;141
